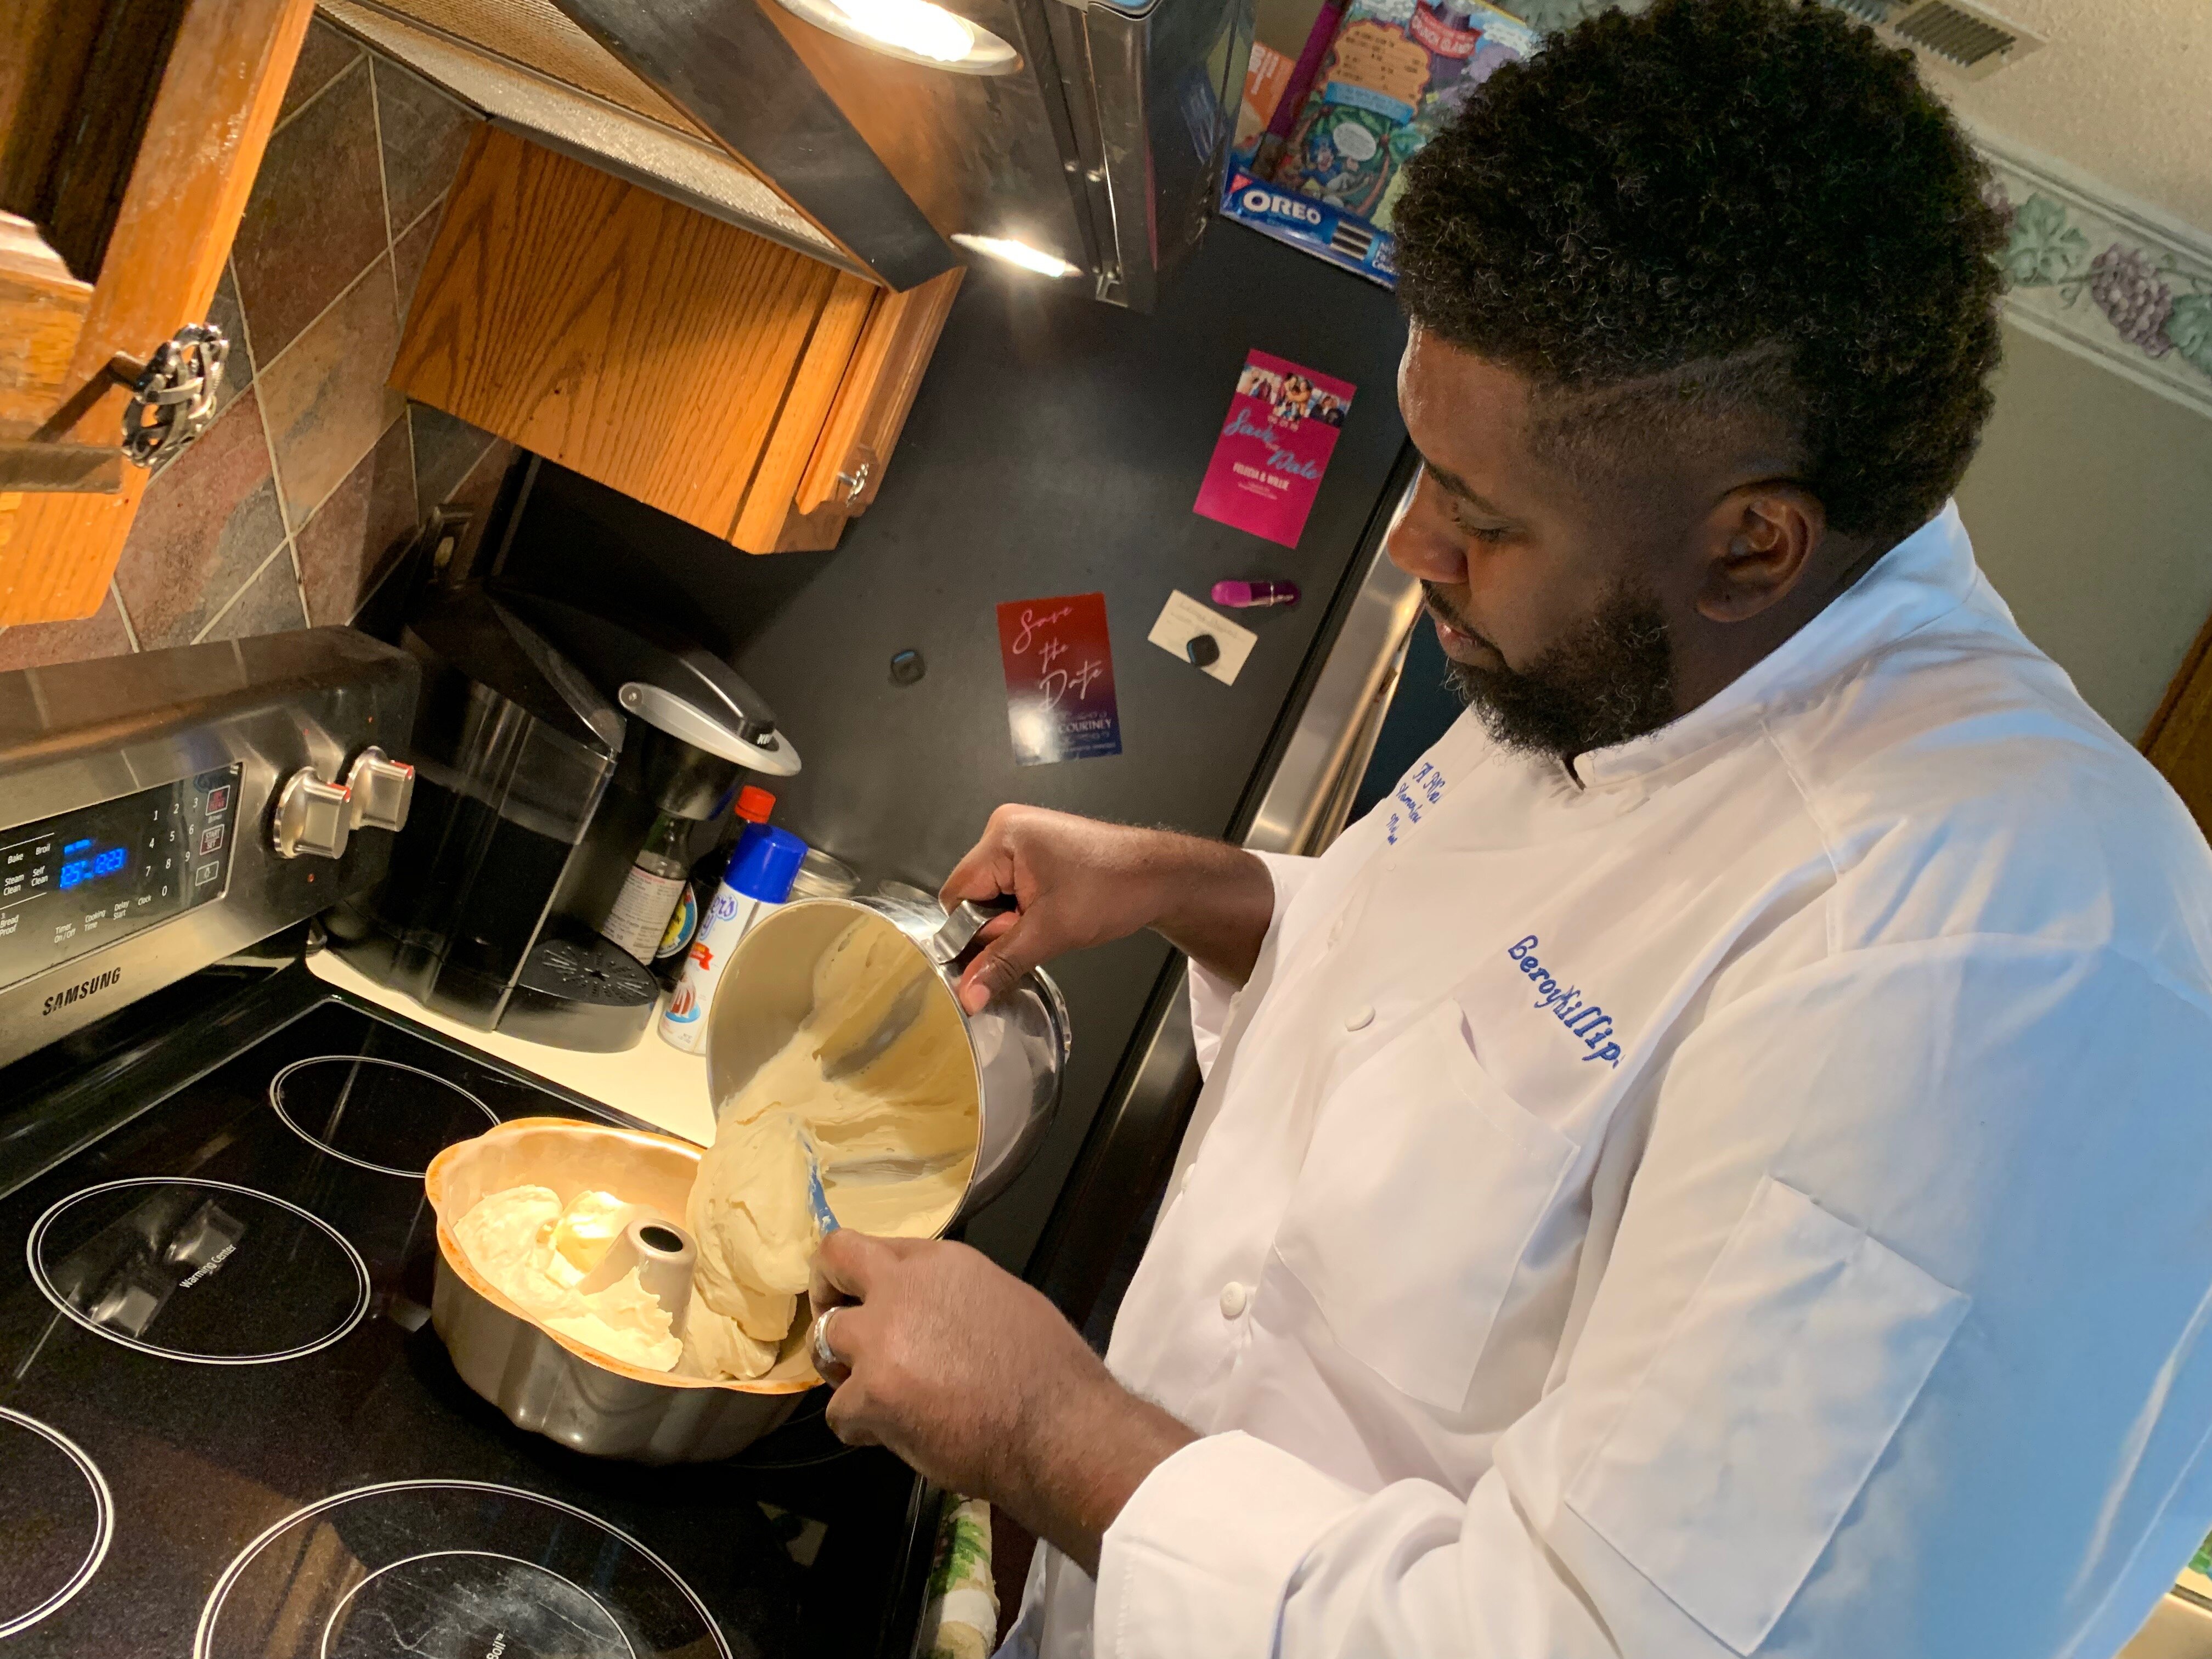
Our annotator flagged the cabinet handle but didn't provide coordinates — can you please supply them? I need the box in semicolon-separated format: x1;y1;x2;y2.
834;460;871;507
114;321;229;467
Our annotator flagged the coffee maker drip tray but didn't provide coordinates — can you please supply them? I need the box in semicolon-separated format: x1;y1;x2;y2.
498;930;661;1053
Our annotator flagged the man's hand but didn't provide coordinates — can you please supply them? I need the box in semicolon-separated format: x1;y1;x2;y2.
809;1231;1195;1575
939;805;1274;1013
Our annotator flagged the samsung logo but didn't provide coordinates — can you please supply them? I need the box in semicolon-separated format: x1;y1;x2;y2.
43;967;121;1016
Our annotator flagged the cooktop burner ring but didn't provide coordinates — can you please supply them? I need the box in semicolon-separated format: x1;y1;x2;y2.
269;1055;500;1178
195;1479;734;1659
0;1405;116;1639
320;1551;638;1659
27;1177;372;1366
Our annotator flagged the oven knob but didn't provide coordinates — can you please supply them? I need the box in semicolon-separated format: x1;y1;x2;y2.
345;746;414;832
272;769;352;860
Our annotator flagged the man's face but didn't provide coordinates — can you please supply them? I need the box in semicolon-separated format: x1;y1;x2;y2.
1386;329;1688;760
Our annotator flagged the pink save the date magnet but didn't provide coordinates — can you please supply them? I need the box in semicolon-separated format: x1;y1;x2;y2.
1193;349;1356;549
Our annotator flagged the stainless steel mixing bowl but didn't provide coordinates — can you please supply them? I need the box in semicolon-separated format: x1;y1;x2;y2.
702;895;1071;1226
425;1118;815;1463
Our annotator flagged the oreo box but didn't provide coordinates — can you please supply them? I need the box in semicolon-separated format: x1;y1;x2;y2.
1220;0;1538;289
1221;167;1401;286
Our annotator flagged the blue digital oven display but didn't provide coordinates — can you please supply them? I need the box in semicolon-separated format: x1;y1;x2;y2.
58;841;130;890
1;764;238;992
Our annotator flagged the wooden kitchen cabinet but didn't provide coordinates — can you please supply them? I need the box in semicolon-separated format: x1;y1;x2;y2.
774;264;966;552
2145;610;2212;842
390;127;961;555
0;0;314;624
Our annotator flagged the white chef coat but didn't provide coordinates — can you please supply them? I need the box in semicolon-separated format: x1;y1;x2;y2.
998;502;2212;1659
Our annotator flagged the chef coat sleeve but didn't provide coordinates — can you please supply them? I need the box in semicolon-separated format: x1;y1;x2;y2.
1188;851;1317;1079
1098;940;2212;1659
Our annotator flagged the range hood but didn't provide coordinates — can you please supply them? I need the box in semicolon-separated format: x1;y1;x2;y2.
323;0;1252;310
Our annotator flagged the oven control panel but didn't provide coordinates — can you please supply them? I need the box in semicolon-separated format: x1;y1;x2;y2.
0;766;241;995
0;628;420;1069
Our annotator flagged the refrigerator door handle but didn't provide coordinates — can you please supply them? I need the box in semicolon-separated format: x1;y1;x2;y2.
1243;492;1424;857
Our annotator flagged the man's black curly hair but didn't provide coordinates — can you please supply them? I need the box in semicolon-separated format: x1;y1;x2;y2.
1393;0;2007;546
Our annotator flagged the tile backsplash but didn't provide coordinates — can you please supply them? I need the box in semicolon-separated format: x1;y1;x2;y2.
0;17;511;673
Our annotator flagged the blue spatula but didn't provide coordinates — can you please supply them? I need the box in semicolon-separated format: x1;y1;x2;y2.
798;1121;839;1237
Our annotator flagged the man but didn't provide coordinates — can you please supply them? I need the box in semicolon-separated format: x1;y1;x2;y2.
807;1;2212;1653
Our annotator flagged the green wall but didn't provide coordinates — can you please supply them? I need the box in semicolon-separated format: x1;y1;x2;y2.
1958;323;2212;742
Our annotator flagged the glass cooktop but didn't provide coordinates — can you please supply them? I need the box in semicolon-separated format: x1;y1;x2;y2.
0;980;930;1658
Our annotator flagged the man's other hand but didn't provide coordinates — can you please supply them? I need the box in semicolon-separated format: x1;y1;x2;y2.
809;1231;1195;1575
939;805;1275;1013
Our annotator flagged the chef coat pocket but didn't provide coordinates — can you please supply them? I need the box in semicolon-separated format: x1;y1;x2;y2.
1272;1001;1575;1412
1566;1176;1969;1655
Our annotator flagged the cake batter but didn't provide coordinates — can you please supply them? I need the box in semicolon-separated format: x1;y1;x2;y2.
685;916;978;1378
451;1184;684;1373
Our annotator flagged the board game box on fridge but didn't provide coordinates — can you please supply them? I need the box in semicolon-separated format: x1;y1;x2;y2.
1219;0;1539;288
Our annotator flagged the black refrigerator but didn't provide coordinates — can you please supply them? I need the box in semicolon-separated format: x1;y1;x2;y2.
494;218;1423;1314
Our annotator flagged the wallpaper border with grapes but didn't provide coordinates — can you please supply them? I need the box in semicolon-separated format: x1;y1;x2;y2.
1980;130;2212;420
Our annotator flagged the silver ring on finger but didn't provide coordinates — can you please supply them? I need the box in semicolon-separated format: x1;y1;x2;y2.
809;1306;845;1378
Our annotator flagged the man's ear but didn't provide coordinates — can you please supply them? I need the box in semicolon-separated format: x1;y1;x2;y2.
1694;485;1826;623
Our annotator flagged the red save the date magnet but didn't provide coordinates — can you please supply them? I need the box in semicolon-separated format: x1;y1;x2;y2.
996;592;1122;766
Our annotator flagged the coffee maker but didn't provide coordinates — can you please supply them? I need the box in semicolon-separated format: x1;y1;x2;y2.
326;583;797;1052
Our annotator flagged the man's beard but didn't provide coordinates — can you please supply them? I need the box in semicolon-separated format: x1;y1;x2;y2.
1427;581;1677;762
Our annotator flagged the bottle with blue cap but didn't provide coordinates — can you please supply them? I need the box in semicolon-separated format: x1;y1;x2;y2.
658;823;806;1053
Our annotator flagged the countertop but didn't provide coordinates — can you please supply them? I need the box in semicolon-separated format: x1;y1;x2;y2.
306;950;717;1146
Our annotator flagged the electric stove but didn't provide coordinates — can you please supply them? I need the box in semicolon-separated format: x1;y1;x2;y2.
0;962;936;1658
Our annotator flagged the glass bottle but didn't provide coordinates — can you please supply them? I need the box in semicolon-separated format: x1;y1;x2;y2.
653;786;777;971
602;810;692;963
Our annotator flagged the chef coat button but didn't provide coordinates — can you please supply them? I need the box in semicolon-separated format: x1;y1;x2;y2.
1344;1003;1374;1031
1218;1282;1250;1319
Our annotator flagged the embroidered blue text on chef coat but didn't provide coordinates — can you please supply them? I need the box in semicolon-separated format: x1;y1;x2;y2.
1506;935;1625;1066
1385;760;1449;845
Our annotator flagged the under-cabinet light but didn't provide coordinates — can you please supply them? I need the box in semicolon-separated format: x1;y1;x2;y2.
771;0;1019;74
951;234;1082;279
